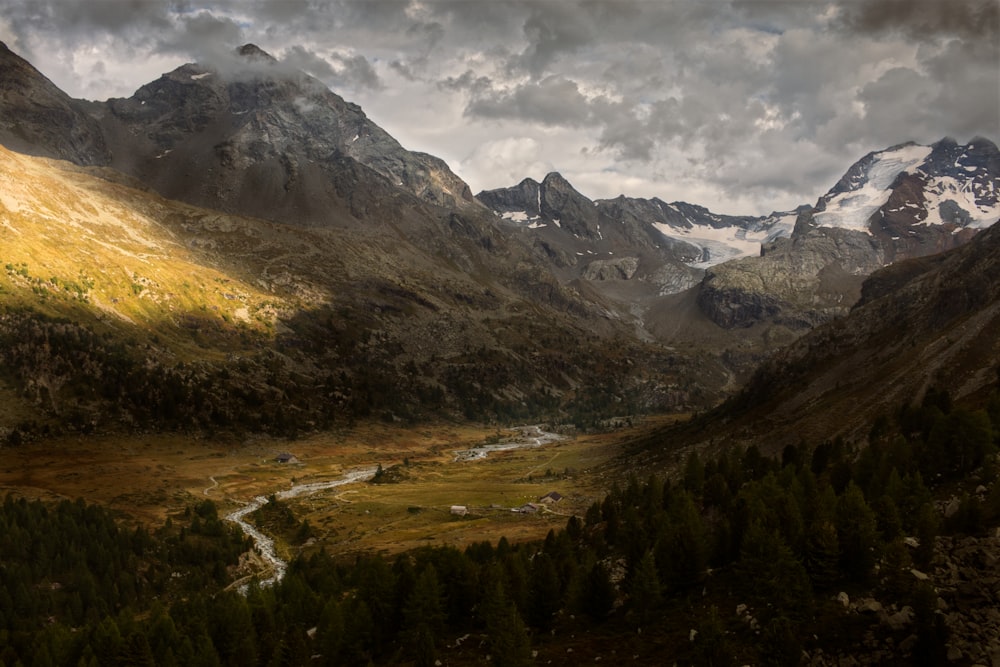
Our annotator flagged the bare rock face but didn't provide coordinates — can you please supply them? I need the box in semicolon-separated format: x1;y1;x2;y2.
477;173;749;301
726;222;1000;449
697;218;884;329
930;533;1000;667
0;41;110;165
0;42;474;228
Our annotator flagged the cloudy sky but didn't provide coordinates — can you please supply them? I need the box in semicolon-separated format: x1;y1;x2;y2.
1;0;997;215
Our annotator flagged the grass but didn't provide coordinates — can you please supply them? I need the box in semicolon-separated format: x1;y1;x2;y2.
0;419;670;556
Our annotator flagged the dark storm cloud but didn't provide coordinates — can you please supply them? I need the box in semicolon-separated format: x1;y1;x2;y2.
837;0;999;40
155;10;244;59
282;45;382;90
464;76;598;126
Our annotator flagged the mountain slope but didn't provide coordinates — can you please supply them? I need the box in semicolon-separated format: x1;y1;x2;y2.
0;145;730;438
93;44;478;228
709;221;1000;452
477;172;794;297
482;138;999;334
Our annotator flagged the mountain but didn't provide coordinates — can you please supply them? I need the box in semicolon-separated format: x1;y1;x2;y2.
0;136;727;438
92;44;481;228
482;138;999;336
698;138;1000;329
1;39;998;437
694;220;1000;455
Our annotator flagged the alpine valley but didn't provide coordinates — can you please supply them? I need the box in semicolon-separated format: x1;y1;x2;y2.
1;42;1000;667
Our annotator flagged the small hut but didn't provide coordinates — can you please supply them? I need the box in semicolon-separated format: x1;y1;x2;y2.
538;491;563;504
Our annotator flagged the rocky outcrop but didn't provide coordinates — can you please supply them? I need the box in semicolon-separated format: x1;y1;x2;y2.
1;42;475;225
582;257;639;281
696;138;999;330
930;532;1000;665
696;221;882;329
802;529;1000;667
717;222;1000;451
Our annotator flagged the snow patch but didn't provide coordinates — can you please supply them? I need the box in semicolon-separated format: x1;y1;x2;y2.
501;210;532;223
500;210;548;229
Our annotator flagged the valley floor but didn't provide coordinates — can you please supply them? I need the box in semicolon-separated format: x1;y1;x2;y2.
0;417;678;559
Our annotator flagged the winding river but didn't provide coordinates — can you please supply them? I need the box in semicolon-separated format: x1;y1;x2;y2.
224;426;562;589
224;466;378;589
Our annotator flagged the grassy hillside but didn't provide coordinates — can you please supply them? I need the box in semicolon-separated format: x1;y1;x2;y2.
0;146;723;439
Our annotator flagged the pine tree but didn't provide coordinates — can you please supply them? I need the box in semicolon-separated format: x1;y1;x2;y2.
482;580;534;667
117;632;155;667
402;565;445;667
835;483;879;582
580;561;615;622
911;582;948;666
317;599;344;663
527;552;561;630
689;606;732;666
738;520;812;618
654;490;708;590
803;519;840;591
627;550;661;626
880;537;913;599
914;502;939;570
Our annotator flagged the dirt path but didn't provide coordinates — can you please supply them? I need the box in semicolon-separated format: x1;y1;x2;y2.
203;476;218;496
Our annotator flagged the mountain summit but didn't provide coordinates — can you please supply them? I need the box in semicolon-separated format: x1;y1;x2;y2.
93;45;476;226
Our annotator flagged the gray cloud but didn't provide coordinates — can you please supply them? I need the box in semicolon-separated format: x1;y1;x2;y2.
282;45;382;91
155;10;245;59
0;0;995;215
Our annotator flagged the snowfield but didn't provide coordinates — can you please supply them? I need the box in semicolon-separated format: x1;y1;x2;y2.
652;213;796;268
813;144;933;233
920;175;1000;229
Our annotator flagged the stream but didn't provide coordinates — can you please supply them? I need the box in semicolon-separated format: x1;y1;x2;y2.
451;425;564;462
224;426;562;589
224;466;378;589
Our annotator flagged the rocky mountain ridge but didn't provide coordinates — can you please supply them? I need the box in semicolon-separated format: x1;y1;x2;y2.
480;138;1000;333
703;137;998;330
